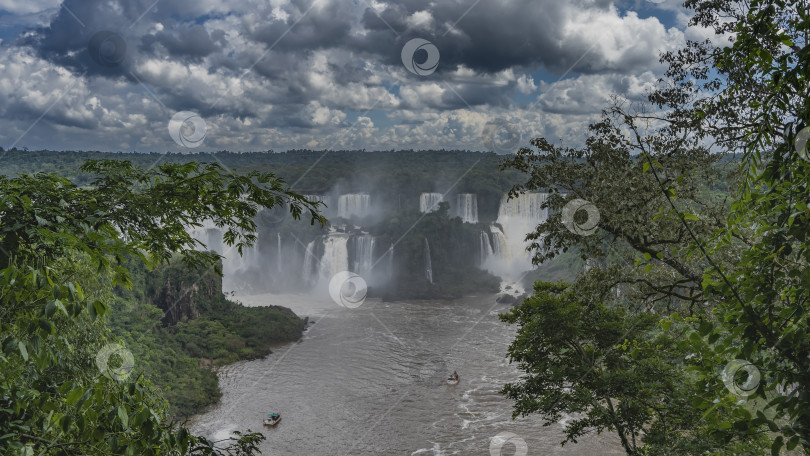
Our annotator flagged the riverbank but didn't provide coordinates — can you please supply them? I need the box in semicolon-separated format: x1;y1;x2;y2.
109;258;308;418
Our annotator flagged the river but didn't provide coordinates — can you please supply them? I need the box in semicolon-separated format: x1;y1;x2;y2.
190;292;624;455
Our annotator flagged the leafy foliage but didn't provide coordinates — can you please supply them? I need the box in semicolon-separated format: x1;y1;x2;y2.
501;0;810;454
0;160;323;455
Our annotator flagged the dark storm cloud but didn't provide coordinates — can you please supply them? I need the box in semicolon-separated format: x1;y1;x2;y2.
23;0;660;90
20;1;148;76
141;24;225;61
244;0;646;76
0;0;679;151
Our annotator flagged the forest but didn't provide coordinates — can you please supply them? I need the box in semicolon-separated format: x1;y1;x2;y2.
1;0;809;455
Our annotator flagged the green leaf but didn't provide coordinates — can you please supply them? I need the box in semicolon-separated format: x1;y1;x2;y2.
787;435;800;451
771;436;783;456
17;342;27;362
118;406;129;429
38;318;54;334
44;300;56;317
93;300;107;318
59;415;72;433
66;388;84;406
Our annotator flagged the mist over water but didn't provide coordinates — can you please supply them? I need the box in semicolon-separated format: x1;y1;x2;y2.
482;193;549;280
188;190;550;297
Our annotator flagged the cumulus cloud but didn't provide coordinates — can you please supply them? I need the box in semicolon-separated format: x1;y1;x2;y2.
0;0;694;152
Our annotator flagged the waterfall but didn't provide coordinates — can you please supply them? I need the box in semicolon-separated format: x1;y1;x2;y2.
319;233;350;280
277;233;283;272
303;240;318;284
205;228;223;254
419;193;443;213
480;231;494;264
484;193;549;278
424;238;433;284
303;194;326;203
497;193;548;220
352;234;375;276
489;225;509;258
387;243;394;278
456;194;478;223
338;194;370;219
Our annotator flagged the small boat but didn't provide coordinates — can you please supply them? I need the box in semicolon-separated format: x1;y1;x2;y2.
446;374;460;385
263;413;281;426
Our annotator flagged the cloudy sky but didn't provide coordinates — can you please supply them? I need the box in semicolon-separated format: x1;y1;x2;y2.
0;0;712;153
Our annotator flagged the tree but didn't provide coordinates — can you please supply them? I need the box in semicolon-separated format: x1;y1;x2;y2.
501;281;769;455
0;160;324;455
500;0;810;453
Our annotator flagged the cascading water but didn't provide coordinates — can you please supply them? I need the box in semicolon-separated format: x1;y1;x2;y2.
303;194;326;204
489;225;509;258
424;238;433;284
387;243;394;278
186;219;223;254
497;193;548;221
485;193;549;277
351;235;375;276
456;194;478;223
277;233;283;272
480;231;494;264
338;194;370;219
319;233;350;281
419;193;443;213
302;240;318;285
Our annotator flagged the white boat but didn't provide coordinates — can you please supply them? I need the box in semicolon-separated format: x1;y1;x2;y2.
263;413;281;426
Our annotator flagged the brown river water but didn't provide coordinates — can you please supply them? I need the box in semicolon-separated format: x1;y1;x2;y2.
189;292;624;456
